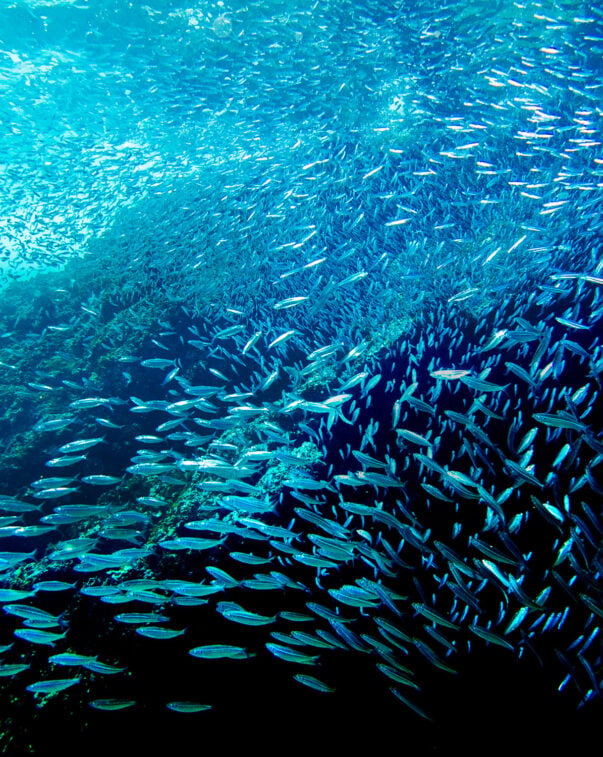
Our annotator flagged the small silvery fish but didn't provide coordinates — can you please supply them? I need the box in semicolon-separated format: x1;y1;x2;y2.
14;629;66;646
26;678;80;695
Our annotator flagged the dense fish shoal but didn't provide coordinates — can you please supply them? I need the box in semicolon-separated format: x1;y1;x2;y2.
0;0;601;754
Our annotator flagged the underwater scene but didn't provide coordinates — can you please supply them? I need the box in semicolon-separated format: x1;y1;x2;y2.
0;0;601;752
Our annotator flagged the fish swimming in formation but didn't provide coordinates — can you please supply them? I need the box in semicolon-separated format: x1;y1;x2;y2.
0;0;601;753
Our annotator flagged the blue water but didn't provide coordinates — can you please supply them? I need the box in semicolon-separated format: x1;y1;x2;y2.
0;1;601;753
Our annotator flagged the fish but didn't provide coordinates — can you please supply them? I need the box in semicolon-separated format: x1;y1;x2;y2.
140;359;176;369
0;589;36;602
49;653;96;667
216;602;276;626
89;699;136;711
14;629;67;646
114;613;169;625
80;475;121;486
265;643;320;665
189;645;251;660
4;605;61;625
292;673;335;693
34;417;76;433
57;437;105;454
32;581;76;592
0;664;30;677
165;702;212;713
135;627;186;640
26;678;81;695
32;487;79;500
0;6;600;747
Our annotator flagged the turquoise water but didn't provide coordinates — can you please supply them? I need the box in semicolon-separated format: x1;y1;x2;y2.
0;1;601;753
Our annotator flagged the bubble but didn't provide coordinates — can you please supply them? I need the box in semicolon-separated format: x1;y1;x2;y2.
212;14;232;39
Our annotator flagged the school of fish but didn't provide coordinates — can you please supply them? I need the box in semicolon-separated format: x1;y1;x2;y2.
0;0;601;750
